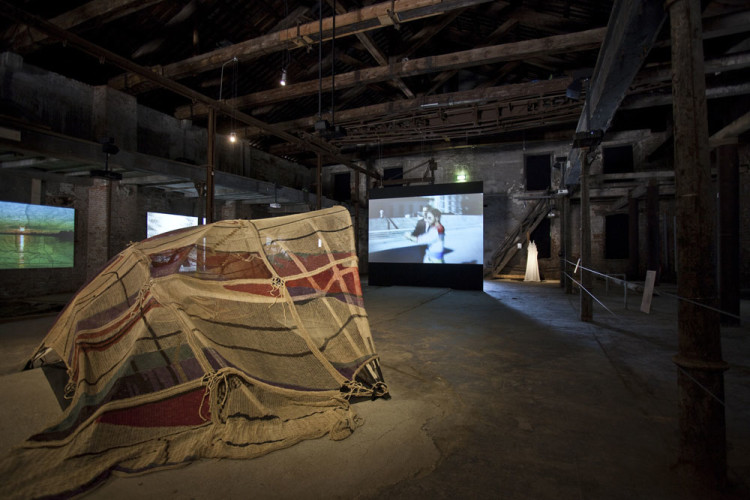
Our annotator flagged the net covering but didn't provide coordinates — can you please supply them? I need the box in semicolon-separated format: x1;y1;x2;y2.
0;206;387;499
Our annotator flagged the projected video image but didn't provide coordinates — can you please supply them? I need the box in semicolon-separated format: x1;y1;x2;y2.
369;192;483;264
147;212;200;238
0;201;75;269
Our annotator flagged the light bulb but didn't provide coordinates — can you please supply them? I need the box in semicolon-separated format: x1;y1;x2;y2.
229;132;237;143
280;68;287;86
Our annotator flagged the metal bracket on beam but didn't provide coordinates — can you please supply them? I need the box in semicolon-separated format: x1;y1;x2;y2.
387;8;401;29
380;1;401;29
293;22;313;52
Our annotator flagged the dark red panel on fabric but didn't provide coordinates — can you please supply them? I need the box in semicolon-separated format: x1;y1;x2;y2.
96;388;210;427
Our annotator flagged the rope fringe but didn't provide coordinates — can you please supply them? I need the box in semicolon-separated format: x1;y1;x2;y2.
199;370;231;423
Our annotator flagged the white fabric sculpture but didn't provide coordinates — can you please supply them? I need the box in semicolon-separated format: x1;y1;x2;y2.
524;240;541;282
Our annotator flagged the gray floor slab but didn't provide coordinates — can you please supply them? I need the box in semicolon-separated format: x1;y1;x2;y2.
0;280;748;499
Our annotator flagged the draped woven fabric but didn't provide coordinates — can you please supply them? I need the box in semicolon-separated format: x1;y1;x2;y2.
0;206;387;499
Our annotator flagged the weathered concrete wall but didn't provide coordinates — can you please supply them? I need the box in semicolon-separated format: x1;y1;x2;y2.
137;107;207;163
0;53;94;140
1;52;314;194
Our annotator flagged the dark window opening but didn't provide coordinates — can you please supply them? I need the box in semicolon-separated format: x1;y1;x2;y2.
605;214;629;259
603;145;634;175
530;218;551;259
383;167;404;186
526;154;551;191
333;172;351;202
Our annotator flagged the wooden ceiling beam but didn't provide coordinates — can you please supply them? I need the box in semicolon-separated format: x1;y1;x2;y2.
709;109;750;147
424;17;518;96
2;0;163;51
108;0;495;92
240;77;574;138
175;26;605;119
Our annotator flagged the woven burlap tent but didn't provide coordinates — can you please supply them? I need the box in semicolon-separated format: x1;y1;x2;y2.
0;206;387;499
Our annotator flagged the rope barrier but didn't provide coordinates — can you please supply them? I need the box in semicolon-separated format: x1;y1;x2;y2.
656;289;741;321
563;259;629;308
563;271;618;317
562;259;745;322
675;365;727;408
559;259;742;407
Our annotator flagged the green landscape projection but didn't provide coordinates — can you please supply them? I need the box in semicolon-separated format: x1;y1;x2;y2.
0;201;75;269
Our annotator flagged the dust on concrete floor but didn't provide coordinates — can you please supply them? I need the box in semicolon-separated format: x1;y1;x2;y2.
0;280;748;499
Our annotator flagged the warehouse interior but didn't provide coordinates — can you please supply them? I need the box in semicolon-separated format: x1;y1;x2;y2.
0;0;749;498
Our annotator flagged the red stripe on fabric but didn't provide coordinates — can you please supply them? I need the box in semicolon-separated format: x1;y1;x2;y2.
71;299;159;383
96;387;210;427
75;298;159;342
285;264;360;295
272;252;354;277
223;282;276;296
342;269;362;296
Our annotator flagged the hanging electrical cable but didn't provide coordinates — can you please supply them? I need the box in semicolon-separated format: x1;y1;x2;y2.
331;0;335;128
280;0;289;86
317;0;323;121
230;58;238;143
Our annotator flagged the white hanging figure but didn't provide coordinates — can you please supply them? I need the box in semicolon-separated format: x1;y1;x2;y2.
524;240;541;282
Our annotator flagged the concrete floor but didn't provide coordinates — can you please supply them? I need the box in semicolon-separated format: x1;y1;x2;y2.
1;279;748;499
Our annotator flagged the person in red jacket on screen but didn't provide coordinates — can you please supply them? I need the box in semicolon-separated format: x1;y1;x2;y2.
405;207;445;263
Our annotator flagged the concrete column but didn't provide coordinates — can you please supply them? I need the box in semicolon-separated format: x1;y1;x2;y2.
717;144;740;326
86;179;111;280
30;178;42;205
221;200;237;221
668;0;727;489
579;149;592;321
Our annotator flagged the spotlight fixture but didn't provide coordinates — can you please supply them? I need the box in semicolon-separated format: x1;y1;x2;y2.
229;132;237;143
280;68;287;86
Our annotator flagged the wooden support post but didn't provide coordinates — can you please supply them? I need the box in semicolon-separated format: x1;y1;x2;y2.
354;169;361;258
627;196;639;280
717;144;740;325
668;0;727;489
206;108;216;224
646;179;659;282
316;153;322;210
579;148;592;321
563;192;573;294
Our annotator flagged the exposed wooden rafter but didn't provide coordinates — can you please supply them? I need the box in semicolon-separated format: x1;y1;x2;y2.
175;27;606;120
108;0;495;93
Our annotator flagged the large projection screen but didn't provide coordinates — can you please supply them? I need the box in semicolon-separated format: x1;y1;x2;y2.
0;201;75;269
368;181;483;290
